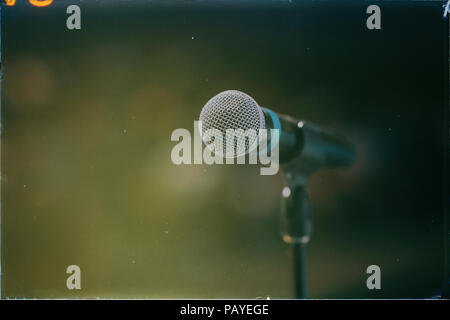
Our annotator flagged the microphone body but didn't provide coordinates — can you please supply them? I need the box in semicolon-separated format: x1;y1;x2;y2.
261;107;356;179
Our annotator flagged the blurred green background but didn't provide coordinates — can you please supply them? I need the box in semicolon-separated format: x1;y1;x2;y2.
0;1;447;298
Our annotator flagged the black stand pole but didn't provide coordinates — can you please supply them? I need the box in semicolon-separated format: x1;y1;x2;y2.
293;242;308;299
281;184;313;299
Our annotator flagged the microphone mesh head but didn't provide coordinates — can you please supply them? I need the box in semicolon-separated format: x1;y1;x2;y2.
199;90;265;158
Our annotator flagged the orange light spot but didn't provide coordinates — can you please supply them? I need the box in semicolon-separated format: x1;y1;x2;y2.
5;0;17;6
28;0;53;7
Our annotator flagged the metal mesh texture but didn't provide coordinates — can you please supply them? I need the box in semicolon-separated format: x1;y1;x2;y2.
199;90;265;158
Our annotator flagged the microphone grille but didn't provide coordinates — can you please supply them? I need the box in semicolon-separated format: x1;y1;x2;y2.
199;90;265;158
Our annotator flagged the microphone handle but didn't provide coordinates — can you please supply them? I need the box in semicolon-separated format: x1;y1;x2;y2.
262;108;356;169
277;113;356;168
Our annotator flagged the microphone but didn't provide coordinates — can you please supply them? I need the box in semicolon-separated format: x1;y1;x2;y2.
199;90;356;176
199;90;356;298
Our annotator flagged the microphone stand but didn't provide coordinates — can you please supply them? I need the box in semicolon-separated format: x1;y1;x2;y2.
277;118;318;299
270;115;354;299
281;173;313;299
